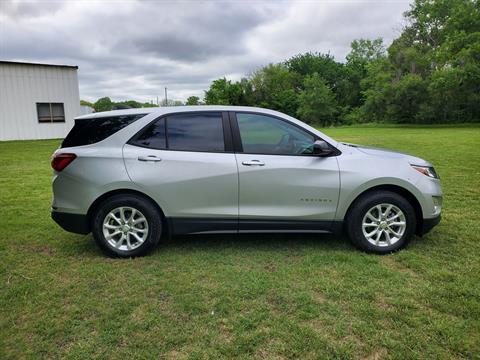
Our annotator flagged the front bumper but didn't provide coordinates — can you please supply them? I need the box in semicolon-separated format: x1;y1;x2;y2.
51;210;90;235
418;214;441;236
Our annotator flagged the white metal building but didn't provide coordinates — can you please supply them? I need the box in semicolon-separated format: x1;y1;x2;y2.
0;61;81;141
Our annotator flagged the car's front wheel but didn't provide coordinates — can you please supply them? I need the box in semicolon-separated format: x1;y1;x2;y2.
92;194;162;257
346;191;416;254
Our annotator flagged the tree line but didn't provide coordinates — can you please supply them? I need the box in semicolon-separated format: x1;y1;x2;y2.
82;0;479;126
202;0;479;125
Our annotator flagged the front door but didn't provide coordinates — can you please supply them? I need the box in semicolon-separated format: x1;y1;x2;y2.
232;112;340;230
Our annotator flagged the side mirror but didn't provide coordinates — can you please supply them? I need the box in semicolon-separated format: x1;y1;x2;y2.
313;140;333;156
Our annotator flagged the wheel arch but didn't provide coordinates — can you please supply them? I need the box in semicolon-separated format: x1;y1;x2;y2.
343;184;423;236
86;189;169;235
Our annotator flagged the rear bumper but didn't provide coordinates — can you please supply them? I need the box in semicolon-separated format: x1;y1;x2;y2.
418;214;441;236
51;210;90;235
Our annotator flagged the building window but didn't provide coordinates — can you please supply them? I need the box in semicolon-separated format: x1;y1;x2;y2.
37;103;65;123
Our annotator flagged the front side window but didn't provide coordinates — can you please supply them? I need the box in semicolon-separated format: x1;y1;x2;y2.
130;112;225;152
236;113;315;155
37;103;65;123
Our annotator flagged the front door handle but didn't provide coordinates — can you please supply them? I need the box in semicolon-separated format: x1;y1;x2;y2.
242;160;265;166
138;155;162;162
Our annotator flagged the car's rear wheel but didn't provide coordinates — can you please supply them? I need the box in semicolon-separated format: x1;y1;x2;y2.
346;191;416;254
92;194;162;257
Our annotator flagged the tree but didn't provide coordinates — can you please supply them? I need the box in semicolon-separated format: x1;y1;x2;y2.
285;52;358;121
238;78;255;106
388;74;428;123
344;38;387;113
204;78;244;105
186;96;200;105
421;66;480;123
358;58;394;122
120;100;142;108
285;52;342;87
93;97;113;112
249;64;301;116
347;39;386;68
297;73;337;126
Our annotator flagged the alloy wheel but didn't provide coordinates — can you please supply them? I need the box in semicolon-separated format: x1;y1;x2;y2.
361;203;406;247
102;206;149;251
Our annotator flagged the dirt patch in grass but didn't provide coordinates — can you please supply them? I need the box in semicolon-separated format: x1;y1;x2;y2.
361;348;388;360
380;255;418;278
28;245;54;256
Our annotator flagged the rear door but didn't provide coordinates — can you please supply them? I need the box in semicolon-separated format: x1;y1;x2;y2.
123;111;238;233
231;112;340;230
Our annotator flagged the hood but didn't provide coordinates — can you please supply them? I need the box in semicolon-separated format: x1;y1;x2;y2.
341;143;431;166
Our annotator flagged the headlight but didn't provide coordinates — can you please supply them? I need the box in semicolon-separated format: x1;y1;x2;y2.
411;165;439;179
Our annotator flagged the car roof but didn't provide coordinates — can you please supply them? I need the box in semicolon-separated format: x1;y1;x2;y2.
75;105;287;120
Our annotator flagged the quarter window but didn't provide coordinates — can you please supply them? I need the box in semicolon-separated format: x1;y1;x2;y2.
130;118;166;150
62;114;145;148
236;113;315;155
37;103;65;123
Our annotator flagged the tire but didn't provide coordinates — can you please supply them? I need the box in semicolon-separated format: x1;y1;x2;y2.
346;191;416;254
92;194;162;257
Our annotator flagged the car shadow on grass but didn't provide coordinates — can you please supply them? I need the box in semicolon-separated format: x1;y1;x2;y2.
162;233;351;251
57;232;354;258
55;228;440;259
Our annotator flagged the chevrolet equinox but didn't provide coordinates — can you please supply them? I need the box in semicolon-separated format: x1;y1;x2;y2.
51;106;442;257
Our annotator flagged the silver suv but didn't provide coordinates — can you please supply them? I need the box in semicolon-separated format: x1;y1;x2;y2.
51;106;442;257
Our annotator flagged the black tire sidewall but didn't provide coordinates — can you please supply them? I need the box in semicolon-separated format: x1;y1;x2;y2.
347;191;416;254
92;194;162;257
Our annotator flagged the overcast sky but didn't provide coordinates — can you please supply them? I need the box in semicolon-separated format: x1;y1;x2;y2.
1;0;411;103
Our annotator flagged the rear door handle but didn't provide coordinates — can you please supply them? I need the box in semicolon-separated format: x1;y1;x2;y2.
138;155;162;162
242;160;265;166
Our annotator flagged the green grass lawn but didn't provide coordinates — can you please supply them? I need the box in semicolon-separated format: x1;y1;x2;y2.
1;125;479;359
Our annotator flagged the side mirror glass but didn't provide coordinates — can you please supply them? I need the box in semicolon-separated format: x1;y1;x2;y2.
313;140;333;156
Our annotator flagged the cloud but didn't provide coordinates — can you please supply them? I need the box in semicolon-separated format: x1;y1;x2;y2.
1;0;65;18
0;0;411;102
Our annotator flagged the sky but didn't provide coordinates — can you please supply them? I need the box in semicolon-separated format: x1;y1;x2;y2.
1;0;411;103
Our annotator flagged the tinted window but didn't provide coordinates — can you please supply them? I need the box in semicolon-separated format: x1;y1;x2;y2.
129;118;166;149
237;113;315;155
62;114;145;148
167;113;224;152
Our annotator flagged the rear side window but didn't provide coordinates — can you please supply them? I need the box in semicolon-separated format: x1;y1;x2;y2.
167;113;224;152
129;112;225;152
62;114;146;148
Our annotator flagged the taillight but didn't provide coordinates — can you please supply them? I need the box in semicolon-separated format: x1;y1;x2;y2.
51;153;77;172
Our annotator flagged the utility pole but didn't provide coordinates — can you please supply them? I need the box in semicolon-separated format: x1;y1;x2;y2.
164;87;168;106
